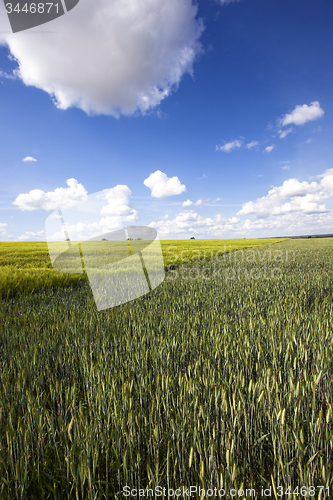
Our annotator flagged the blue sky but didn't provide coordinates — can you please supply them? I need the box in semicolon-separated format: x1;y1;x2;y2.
0;0;333;241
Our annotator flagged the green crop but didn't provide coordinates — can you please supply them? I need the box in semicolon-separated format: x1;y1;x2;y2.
0;238;332;499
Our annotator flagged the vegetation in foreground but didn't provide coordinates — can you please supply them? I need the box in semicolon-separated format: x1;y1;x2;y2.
0;238;284;299
0;238;332;498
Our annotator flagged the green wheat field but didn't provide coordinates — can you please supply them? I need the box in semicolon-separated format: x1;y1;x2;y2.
0;237;332;499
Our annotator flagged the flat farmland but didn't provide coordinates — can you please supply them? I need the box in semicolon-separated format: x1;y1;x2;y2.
0;238;283;299
0;238;332;499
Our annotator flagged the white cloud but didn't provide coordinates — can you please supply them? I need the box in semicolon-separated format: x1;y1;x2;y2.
13;178;88;211
99;185;136;218
146;168;333;238
149;210;241;237
229;216;239;223
17;230;44;241
278;128;294;139
216;139;242;153
281;165;290;170
264;145;275;153
54;210;139;241
1;0;204;117
305;138;313;144
23;156;37;162
245;140;259;149
237;169;333;218
279;101;324;127
0;69;18;80
144;170;186;199
183;198;218;208
219;0;241;5
240;211;333;237
0;223;13;240
45;185;139;241
0;223;7;236
49;213;139;242
14;180;139;241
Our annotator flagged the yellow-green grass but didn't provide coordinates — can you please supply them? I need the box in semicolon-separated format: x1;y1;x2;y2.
0;238;287;299
161;238;287;266
0;242;86;299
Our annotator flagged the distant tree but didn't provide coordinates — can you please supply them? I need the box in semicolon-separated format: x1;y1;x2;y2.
190;237;195;239
101;238;108;241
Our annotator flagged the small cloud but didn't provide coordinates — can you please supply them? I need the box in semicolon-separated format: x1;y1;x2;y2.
194;199;203;206
162;214;169;220
264;145;275;153
213;197;220;202
0;223;8;237
278;127;294;139
155;109;167;119
17;230;44;241
279;101;324;127
182;199;193;207
305;138;313;144
23;156;37;162
216;139;242;153
280;160;290;170
253;174;264;178
144;170;186;199
219;0;241;4
0;69;18;80
245;140;259;149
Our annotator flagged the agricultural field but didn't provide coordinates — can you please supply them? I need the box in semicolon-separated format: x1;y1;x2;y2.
0;238;283;299
0;238;333;499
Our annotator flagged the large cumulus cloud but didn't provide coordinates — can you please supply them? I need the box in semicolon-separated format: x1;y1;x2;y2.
1;0;204;116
